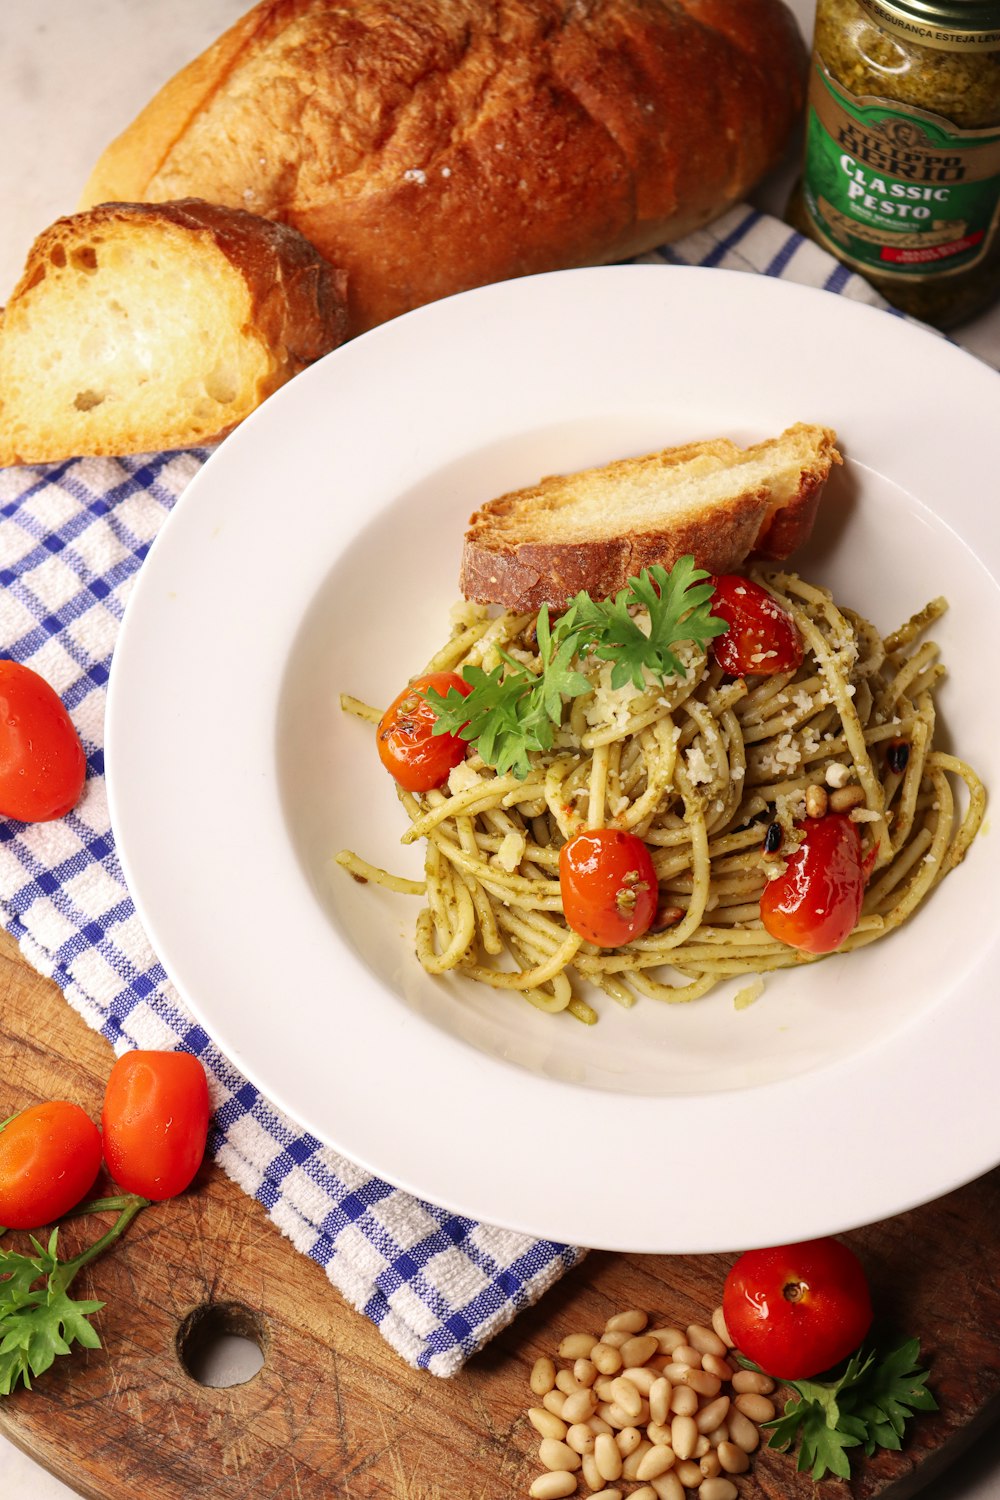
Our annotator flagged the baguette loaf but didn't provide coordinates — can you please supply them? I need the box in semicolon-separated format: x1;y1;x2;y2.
0;199;349;465
79;0;806;336
460;423;842;609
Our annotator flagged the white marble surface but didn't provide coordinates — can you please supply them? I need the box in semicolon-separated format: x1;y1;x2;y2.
0;1;997;1495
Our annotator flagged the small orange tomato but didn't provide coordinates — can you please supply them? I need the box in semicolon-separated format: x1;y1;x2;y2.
0;660;86;822
559;828;659;947
102;1051;210;1201
710;576;803;677
0;1101;103;1229
376;672;472;792
760;813;865;954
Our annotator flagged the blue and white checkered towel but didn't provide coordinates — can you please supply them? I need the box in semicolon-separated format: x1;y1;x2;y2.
0;207;907;1376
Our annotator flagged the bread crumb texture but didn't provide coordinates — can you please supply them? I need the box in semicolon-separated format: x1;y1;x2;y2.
0;199;348;465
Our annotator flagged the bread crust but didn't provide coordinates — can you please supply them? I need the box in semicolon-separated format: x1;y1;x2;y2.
459;424;842;609
79;0;806;335
0;199;349;463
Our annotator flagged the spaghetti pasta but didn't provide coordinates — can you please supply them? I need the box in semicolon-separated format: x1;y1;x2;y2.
338;568;985;1022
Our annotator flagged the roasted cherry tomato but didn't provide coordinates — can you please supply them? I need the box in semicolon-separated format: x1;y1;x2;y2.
377;672;472;793
760;813;864;954
0;660;86;822
559;827;659;947
710;576;803;677
723;1237;873;1379
102;1051;210;1201
0;1101;102;1229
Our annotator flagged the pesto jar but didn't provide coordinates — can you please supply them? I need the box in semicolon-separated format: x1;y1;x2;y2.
788;0;1000;327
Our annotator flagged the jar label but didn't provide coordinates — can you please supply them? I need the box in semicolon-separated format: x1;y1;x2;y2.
800;56;1000;281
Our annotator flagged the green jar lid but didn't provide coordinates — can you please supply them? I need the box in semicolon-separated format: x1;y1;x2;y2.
857;0;1000;47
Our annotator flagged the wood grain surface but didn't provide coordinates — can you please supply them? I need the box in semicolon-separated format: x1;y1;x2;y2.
0;926;997;1500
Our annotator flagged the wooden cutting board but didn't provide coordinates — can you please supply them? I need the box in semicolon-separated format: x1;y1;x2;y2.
0;925;997;1500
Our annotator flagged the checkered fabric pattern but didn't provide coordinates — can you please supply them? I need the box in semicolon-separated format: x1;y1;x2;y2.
0;208;901;1377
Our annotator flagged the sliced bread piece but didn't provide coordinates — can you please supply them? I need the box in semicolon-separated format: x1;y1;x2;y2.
0;198;349;464
460;423;842;609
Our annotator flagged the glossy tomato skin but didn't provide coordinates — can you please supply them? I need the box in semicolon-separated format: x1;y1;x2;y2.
377;672;472;793
102;1051;210;1202
723;1237;874;1379
760;813;865;954
0;660;86;822
0;1100;102;1229
559;828;659;947
710;576;803;677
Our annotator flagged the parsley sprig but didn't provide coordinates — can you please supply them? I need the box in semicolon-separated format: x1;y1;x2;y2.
426;557;725;777
0;1194;148;1395
749;1338;937;1482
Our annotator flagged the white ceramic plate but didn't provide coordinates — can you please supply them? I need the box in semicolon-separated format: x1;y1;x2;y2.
106;265;1000;1252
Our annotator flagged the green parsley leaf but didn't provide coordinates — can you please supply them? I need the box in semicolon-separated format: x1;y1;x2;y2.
580;558;726;690
753;1337;937;1484
426;557;724;774
0;1196;148;1396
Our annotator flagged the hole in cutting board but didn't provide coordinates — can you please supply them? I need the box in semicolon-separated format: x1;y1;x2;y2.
176;1301;266;1388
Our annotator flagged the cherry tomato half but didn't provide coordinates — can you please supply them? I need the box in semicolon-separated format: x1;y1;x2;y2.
377;672;472;793
0;1101;102;1229
710;576;803;677
102;1051;210;1202
760;813;864;954
0;660;86;822
723;1237;874;1379
559;827;659;947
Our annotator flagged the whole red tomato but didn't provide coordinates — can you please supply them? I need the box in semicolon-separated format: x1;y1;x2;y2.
710;576;803;677
377;672;472;792
0;1100;102;1229
0;660;86;822
723;1237;873;1379
559;827;659;947
102;1051;210;1201
760;813;865;954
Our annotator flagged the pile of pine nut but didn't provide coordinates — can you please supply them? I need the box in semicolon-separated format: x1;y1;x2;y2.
524;1306;776;1499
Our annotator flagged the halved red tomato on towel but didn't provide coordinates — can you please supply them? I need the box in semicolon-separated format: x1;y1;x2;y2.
710;575;803;677
377;672;472;792
559;828;659;948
